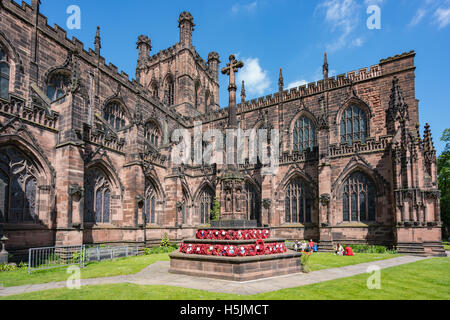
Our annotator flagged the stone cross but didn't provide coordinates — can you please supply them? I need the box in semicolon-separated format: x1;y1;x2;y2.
222;55;244;128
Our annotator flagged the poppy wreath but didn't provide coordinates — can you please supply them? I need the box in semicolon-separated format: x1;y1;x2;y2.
226;245;238;257
238;245;247;257
196;230;208;239
211;230;220;240
255;239;265;255
246;244;257;256
219;230;228;240
234;230;245;240
185;244;194;254
212;245;222;256
263;229;271;239
205;245;214;255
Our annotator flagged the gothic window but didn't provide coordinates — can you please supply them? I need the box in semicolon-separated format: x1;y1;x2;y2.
166;76;175;106
194;81;200;110
84;168;111;224
245;182;261;222
0;146;38;223
144;121;161;147
199;188;214;224
340;105;367;145
342;171;376;222
181;190;188;225
285;177;312;224
103;102;126;131
150;82;159;99
145;181;157;224
0;48;10;100
293;116;316;152
46;71;70;102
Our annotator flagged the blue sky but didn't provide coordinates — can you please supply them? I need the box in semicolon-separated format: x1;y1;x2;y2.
18;0;450;154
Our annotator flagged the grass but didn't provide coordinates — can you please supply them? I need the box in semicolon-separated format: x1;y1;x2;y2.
443;242;450;250
309;253;398;271
0;253;170;288
2;258;449;300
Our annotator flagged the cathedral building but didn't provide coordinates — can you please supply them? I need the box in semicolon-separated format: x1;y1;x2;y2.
0;1;444;258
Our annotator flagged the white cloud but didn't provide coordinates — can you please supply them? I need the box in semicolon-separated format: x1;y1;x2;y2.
287;80;308;90
351;37;365;47
316;0;362;52
236;57;271;96
364;0;384;5
435;7;450;29
409;8;427;27
231;1;258;15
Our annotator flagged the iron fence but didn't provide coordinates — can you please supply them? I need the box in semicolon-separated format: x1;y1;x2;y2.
84;245;139;263
28;245;140;274
28;245;85;274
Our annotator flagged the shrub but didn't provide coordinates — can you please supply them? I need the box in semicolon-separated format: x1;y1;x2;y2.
350;244;397;254
210;198;220;222
144;246;176;255
0;261;27;273
300;253;312;273
160;233;170;247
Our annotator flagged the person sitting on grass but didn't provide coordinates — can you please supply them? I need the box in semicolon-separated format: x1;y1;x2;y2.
344;245;354;256
309;239;315;250
335;243;344;256
301;241;308;252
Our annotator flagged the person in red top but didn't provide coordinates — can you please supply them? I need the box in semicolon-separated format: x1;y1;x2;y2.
344;245;354;256
309;239;315;250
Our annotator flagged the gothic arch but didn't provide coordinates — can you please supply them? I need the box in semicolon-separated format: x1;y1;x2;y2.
0;30;24;82
0;133;56;187
101;96;132;125
335;96;374;140
332;161;385;200
86;159;122;196
288;110;318;151
193;180;216;202
277;166;317;196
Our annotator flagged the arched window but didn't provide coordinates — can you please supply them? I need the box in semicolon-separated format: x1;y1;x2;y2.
342;171;376;222
103;102;126;131
145;120;161;147
199;187;214;224
194;81;200;110
293;116;316;152
340;105;367;145
145;180;157;224
285;177;312;224
0;48;10;100
84;168;111;224
245;182;261;223
165;76;175;106
0;146;37;223
150;82;159;99
46;71;70;102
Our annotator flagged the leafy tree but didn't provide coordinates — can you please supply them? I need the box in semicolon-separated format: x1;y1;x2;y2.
210;197;221;222
438;129;450;239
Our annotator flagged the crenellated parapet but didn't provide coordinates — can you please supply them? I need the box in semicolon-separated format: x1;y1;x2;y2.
0;96;59;131
329;136;392;158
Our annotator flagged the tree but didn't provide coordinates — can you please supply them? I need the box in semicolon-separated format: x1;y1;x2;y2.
210;197;221;222
438;129;450;239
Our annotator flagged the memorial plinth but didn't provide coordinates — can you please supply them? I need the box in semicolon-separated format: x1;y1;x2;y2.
169;226;302;281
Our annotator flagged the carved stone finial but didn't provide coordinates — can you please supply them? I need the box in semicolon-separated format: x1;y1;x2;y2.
241;80;246;104
278;68;284;92
94;26;101;55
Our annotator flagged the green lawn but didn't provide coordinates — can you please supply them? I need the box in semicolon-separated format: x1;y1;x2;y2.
0;253;170;288
443;242;450;250
308;253;397;271
3;258;449;300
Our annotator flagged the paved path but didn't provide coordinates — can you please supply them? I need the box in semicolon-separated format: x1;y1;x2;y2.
0;255;428;297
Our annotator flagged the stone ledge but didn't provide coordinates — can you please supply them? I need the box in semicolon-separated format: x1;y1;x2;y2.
169;250;301;264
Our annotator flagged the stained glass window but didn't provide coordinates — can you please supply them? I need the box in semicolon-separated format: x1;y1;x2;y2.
342;171;376;222
245;183;260;222
145;181;157;224
340;105;367;145
199;188;214;224
0;146;38;224
293;117;316;152
103;102;126;131
166;76;175;106
0;48;9;100
46;72;70;102
84;168;111;224
145;121;161;147
285;177;313;223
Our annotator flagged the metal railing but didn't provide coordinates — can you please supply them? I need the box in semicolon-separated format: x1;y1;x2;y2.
28;245;140;274
28;245;85;274
84;245;139;263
